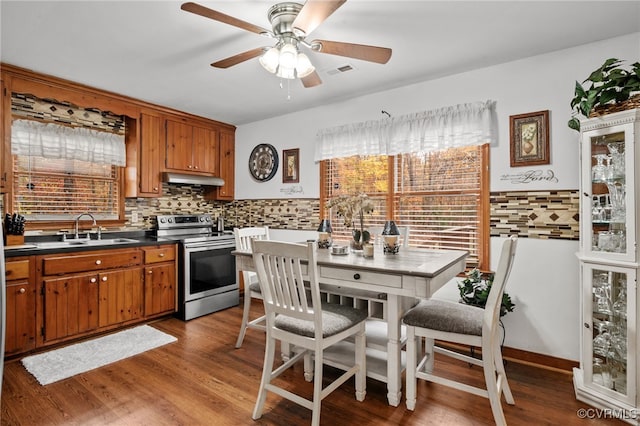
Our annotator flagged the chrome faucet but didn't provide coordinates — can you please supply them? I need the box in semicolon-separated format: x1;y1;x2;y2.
74;212;97;240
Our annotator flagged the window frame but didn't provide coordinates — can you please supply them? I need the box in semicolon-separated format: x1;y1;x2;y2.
6;118;126;232
319;144;490;270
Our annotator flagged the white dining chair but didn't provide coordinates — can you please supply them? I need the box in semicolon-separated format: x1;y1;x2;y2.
369;225;410;248
250;240;367;426
402;235;518;426
233;226;270;348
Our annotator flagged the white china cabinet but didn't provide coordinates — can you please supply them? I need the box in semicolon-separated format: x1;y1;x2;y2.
574;108;640;422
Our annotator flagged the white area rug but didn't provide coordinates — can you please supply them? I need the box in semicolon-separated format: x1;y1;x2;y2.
21;325;177;385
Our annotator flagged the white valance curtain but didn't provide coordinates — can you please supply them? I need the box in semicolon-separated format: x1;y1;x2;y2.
314;100;498;161
11;119;126;166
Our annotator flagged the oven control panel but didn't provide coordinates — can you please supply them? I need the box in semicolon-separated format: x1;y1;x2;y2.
157;214;212;229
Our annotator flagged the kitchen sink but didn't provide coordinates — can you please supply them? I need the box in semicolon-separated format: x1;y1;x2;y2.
35;238;139;249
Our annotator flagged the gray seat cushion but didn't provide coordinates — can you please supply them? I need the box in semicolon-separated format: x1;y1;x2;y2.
248;282;261;293
275;303;368;338
402;299;484;336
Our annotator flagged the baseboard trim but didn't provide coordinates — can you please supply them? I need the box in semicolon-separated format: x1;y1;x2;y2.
436;341;578;373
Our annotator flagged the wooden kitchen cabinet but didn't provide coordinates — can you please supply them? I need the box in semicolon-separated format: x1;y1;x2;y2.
0;77;7;191
208;129;235;200
138;112;164;197
4;256;36;355
36;247;143;345
143;245;177;317
165;118;217;174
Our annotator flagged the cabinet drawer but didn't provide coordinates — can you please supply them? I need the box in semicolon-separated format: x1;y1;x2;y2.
41;249;142;276
319;266;402;288
143;245;176;264
6;259;30;281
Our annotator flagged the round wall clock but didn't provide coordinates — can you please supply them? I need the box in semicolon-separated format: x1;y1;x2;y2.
249;143;279;182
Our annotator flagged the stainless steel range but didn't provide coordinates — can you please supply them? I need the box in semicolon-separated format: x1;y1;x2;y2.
156;214;238;320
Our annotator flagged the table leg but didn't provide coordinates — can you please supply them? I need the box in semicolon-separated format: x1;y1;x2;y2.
386;294;402;407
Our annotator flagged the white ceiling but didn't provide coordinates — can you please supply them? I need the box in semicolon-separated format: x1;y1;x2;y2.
1;1;639;126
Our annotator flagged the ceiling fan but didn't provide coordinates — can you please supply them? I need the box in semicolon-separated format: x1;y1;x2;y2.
181;1;392;88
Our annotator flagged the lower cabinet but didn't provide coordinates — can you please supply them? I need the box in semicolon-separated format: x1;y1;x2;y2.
42;273;100;343
31;244;176;350
143;245;177;317
5;256;36;355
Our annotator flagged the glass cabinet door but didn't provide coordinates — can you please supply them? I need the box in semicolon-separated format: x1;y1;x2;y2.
582;123;636;262
583;263;636;405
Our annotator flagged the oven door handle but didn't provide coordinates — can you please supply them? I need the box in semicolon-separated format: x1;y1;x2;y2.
184;243;235;251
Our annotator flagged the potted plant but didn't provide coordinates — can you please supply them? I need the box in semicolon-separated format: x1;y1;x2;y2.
327;193;374;250
568;58;640;131
458;268;515;317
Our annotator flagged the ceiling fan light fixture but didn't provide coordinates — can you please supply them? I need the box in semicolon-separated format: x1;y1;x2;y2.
259;46;280;74
295;52;315;78
279;42;298;69
276;65;296;80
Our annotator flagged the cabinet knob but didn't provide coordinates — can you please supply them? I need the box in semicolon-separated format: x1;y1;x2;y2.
95;260;102;265
353;273;361;280
90;278;97;283
159;253;165;257
148;270;153;274
102;276;108;282
153;187;158;191
188;165;193;169
19;287;26;294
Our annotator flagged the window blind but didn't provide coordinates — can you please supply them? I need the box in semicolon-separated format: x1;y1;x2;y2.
12;156;120;221
321;145;485;268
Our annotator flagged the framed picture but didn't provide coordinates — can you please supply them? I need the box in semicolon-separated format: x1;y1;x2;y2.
510;110;550;167
282;148;299;183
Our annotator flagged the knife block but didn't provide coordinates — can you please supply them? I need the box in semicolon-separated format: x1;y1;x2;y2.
4;234;24;246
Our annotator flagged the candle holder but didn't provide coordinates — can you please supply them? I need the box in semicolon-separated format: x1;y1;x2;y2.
382;220;400;254
317;219;333;249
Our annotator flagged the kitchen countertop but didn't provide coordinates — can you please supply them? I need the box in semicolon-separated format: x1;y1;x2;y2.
3;232;174;257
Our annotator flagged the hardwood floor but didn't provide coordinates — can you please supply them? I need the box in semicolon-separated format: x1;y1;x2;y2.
1;299;624;425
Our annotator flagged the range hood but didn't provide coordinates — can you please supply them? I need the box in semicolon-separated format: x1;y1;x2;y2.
162;172;225;186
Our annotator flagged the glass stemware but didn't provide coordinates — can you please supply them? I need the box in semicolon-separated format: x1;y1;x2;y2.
592;154;608;182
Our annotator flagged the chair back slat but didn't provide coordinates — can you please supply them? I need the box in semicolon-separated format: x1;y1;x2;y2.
234;226;270;252
252;240;319;323
483;235;518;332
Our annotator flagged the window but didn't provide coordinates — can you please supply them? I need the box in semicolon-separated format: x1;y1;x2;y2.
320;145;489;269
12;156;120;221
9;117;126;224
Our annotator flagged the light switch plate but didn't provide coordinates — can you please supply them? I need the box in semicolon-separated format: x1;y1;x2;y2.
131;211;138;223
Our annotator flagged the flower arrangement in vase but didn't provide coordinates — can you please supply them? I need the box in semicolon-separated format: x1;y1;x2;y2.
327;193;374;251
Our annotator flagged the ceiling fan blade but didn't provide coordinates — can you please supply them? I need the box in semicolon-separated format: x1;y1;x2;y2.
181;2;271;36
301;71;322;88
292;0;346;36
311;39;392;64
211;47;265;69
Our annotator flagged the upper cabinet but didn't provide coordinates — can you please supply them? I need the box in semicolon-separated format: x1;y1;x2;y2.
165;118;218;175
206;129;235;201
137;112;165;197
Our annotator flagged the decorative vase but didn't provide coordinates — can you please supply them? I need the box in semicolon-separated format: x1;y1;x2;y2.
351;229;370;252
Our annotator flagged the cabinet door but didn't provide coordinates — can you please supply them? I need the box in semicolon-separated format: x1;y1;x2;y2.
98;268;143;327
582;263;636;406
139;113;164;196
217;130;235;200
192;125;217;174
0;78;7;191
144;263;176;316
165;119;193;171
43;273;99;343
5;280;36;355
581;121;636;263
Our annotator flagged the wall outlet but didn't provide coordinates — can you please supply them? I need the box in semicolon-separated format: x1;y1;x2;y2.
131;211;138;223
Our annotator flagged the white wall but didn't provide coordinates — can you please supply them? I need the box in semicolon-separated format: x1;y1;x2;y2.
234;33;640;361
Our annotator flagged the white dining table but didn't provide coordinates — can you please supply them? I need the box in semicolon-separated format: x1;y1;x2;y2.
233;244;468;407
